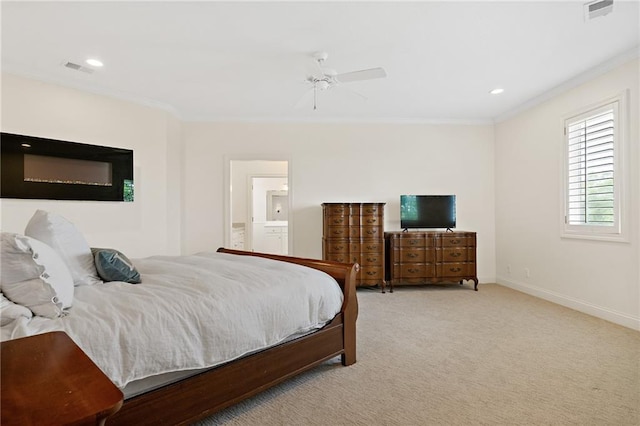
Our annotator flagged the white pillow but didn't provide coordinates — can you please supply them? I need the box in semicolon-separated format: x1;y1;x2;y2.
25;210;102;286
0;232;74;318
0;292;33;326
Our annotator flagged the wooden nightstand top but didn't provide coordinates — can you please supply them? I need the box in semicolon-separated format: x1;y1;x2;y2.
1;331;123;426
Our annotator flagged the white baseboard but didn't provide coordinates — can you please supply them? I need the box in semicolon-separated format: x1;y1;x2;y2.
496;277;640;331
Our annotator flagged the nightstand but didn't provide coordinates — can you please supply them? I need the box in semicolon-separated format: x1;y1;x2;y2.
1;331;123;425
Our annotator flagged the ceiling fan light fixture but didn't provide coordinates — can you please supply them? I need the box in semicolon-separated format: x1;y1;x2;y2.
317;80;330;91
490;88;504;95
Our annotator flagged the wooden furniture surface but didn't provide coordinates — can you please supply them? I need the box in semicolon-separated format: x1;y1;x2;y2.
384;231;478;292
105;248;359;425
322;202;386;291
1;331;124;426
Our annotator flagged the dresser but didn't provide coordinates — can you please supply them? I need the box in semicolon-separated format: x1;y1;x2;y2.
384;230;478;292
322;203;386;290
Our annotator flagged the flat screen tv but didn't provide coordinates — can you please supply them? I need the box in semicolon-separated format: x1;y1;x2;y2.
400;195;456;230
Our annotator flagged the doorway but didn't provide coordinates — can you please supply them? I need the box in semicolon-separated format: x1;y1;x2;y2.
250;176;288;255
226;159;290;254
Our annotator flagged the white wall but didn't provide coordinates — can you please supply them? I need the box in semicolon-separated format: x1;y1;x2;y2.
0;73;182;257
495;58;639;329
0;73;498;290
183;121;497;283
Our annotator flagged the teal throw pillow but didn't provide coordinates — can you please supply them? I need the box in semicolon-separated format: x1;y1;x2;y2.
91;248;141;284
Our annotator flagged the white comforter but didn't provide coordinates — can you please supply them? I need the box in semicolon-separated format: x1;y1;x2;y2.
0;252;343;388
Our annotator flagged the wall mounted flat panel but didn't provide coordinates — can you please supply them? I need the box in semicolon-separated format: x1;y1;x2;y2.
1;133;133;201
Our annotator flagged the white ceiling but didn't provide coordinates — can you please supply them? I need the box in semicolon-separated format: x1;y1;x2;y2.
2;1;639;123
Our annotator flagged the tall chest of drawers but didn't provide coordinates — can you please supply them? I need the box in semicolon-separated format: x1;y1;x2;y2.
322;203;385;289
384;231;478;291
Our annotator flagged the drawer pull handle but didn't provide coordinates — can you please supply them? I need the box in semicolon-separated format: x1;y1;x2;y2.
366;245;377;250
333;218;344;224
366;218;377;224
449;252;462;258
333;230;344;235
408;268;421;274
449;239;460;244
409;240;419;245
407;253;418;258
366;271;376;276
367;229;377;235
335;245;344;250
367;257;377;262
450;267;462;272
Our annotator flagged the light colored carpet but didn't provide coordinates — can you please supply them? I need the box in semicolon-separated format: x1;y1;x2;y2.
194;284;640;425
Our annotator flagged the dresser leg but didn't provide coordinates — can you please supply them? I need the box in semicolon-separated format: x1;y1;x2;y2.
474;278;478;291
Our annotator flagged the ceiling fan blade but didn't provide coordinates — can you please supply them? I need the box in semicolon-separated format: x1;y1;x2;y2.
331;84;368;101
336;67;387;83
293;87;315;110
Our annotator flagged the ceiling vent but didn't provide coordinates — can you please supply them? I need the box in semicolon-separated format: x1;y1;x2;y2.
62;61;94;74
584;0;614;20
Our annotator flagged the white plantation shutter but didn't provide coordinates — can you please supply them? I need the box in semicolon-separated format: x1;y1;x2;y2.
562;96;627;241
566;104;616;225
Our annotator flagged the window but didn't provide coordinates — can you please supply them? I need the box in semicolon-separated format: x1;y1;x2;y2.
562;93;627;241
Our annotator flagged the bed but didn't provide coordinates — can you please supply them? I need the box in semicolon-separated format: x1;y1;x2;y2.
0;212;359;425
110;248;359;425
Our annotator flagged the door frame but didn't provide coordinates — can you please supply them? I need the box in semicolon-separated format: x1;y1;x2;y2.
223;156;292;253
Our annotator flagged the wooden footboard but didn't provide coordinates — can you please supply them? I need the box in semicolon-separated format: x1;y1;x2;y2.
217;248;359;365
107;249;358;425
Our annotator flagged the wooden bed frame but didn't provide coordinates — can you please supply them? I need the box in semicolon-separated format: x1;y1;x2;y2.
106;248;359;425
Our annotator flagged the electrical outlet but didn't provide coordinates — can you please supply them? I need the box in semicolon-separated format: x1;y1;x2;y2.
524;268;530;278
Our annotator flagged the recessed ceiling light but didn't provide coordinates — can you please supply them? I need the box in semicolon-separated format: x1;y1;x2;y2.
490;88;504;95
86;58;103;67
21;143;31;148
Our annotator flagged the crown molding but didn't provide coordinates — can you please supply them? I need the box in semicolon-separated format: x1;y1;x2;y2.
494;46;640;123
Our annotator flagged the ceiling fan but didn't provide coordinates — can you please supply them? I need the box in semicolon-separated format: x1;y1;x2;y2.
298;51;387;111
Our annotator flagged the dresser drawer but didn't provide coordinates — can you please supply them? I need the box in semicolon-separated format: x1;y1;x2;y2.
392;248;430;263
357;241;383;253
354;253;383;266
360;215;381;226
396;263;436;278
323;240;349;254
437;262;474;278
357;205;383;216
437;247;469;262
325;253;351;263
361;226;382;238
325;226;349;238
397;236;435;248
324;215;348;226
325;226;364;238
359;266;384;280
323;204;349;216
439;235;469;248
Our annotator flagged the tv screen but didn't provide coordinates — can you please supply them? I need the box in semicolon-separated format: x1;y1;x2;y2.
400;195;456;230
